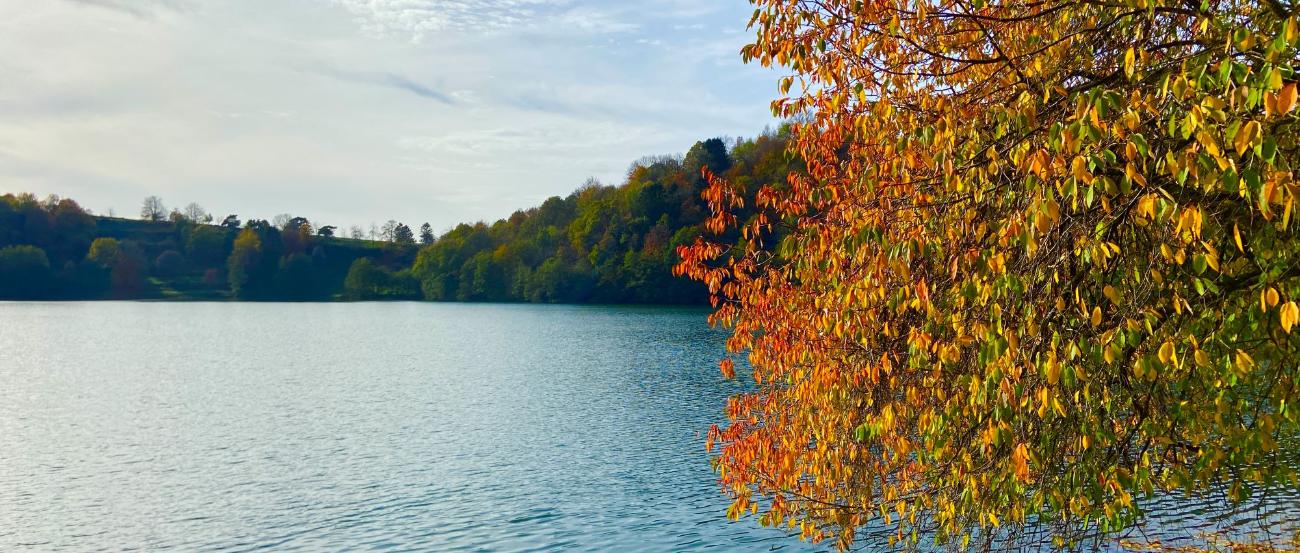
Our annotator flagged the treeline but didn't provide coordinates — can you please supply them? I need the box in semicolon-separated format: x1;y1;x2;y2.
407;130;794;303
0;128;794;302
0;194;416;300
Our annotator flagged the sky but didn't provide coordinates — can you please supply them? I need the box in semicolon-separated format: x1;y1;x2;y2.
0;0;778;232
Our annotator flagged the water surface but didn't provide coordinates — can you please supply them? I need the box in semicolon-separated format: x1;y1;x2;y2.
0;302;1295;551
0;302;817;551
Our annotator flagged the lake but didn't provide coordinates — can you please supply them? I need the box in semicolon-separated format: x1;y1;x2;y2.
0;302;1295;552
0;302;820;552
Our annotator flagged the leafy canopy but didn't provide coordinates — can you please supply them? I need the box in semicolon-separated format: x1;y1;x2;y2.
679;0;1300;548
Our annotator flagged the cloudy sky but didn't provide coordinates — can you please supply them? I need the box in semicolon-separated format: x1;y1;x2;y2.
0;0;778;231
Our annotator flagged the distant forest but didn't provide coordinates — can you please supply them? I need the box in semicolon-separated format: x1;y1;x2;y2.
0;127;794;303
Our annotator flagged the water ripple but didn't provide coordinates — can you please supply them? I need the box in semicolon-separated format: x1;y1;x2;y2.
0;302;1294;552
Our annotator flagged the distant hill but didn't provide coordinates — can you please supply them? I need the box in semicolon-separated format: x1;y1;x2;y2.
0;127;794;302
0;203;409;301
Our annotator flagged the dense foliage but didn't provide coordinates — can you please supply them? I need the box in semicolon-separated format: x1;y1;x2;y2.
679;0;1300;549
0;131;795;302
0;192;412;300
411;132;795;303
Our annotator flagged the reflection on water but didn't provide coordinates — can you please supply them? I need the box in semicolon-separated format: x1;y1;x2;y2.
0;302;1294;551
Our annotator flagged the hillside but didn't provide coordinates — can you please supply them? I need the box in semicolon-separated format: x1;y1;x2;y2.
0;128;793;302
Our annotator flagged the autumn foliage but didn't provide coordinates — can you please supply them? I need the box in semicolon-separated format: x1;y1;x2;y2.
677;0;1300;549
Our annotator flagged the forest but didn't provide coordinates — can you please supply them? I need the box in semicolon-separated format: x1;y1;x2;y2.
0;128;793;303
677;0;1300;550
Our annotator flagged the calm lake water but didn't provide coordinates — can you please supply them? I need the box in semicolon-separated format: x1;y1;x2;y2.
0;302;1295;552
0;302;820;552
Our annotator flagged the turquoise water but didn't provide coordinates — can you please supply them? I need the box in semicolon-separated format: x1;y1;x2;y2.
0;302;819;551
0;302;1295;551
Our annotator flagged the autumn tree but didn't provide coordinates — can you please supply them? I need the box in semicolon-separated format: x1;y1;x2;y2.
85;237;122;268
140;196;165;222
227;228;262;298
419;222;435;245
679;0;1300;550
108;240;147;297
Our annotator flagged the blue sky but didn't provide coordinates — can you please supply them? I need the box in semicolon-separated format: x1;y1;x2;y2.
0;0;778;231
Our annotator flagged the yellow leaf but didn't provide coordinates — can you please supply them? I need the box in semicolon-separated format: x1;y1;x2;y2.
1104;285;1121;305
1197;131;1220;158
1283;301;1299;334
1138;195;1156;219
1194;349;1210;367
1012;443;1030;482
1091;306;1102;327
1235;350;1255;373
1046;356;1061;385
1234;120;1260;156
1234;223;1245;253
1071;156;1094;184
1158;341;1175;365
1279;82;1297;115
1267;287;1280;308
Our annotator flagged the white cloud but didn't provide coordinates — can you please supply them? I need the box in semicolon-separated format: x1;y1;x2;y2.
60;0;191;17
0;0;777;231
330;0;572;39
397;122;665;160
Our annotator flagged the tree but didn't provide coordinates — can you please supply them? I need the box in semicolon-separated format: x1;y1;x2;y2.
393;223;415;245
317;225;336;238
140;196;165;222
344;257;385;299
109;240;147;296
86;237;122;267
202;268;223;288
227;228;262;298
0;245;52;298
154;250;184;277
419;223;435;245
272;213;292;230
183;202;210;223
286;217;312;234
676;1;1300;550
219;214;241;230
683;138;732;187
186;226;229;267
49;198;95;259
349;225;365;240
275;252;317;300
380;220;399;242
